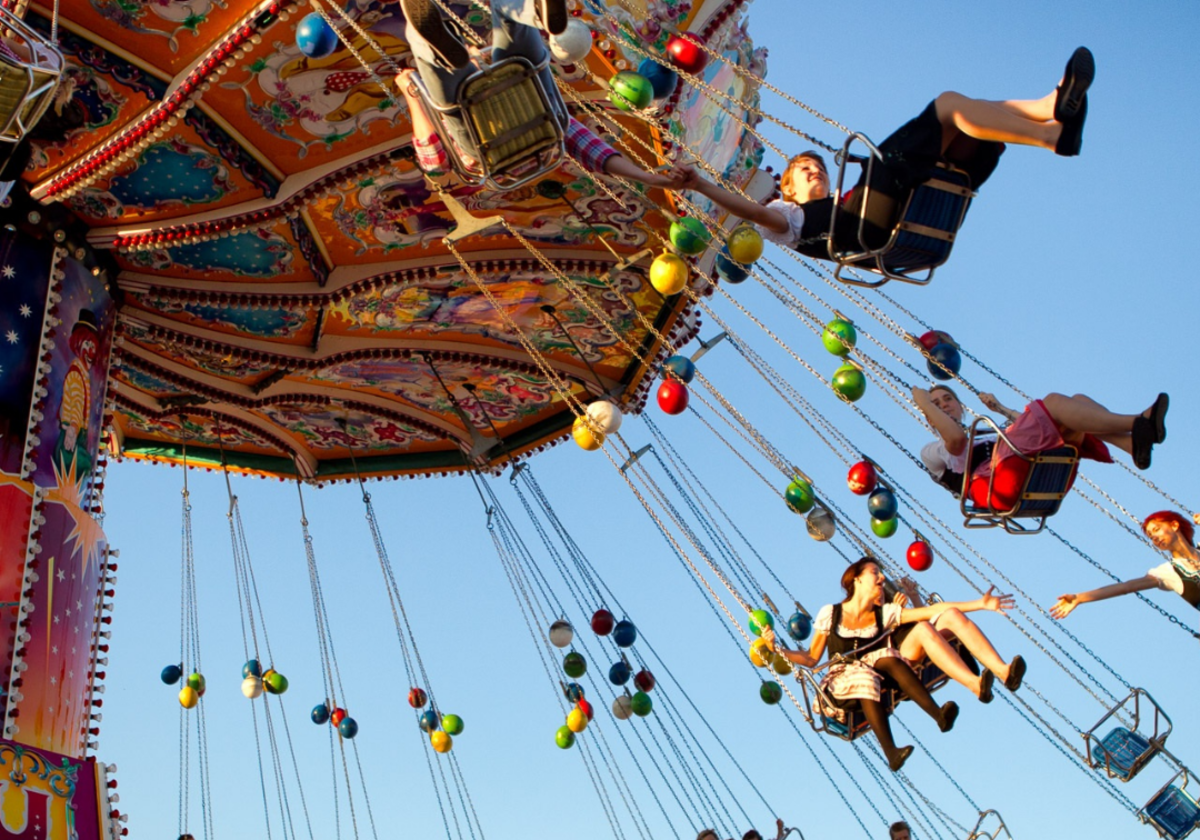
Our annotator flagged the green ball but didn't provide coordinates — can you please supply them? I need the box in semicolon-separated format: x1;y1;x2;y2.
785;477;815;514
669;217;712;256
631;691;653;717
608;70;654;112
186;672;206;695
748;609;774;636
831;364;866;402
870;516;899;538
822;319;857;356
442;714;464;736
264;671;288;694
760;682;783;705
555;725;576;749
563;652;587;679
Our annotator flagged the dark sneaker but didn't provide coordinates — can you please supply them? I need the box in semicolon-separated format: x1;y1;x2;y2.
401;0;468;69
538;0;568;34
1003;655;1026;693
978;670;995;704
1132;415;1155;470
1055;96;1087;157
938;701;959;733
1147;392;1169;444
1054;47;1095;122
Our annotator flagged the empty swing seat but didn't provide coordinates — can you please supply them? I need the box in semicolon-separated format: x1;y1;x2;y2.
0;7;64;145
1143;785;1200;840
1090;727;1154;782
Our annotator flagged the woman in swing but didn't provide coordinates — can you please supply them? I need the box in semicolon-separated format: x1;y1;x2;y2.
762;557;1024;772
672;48;1095;260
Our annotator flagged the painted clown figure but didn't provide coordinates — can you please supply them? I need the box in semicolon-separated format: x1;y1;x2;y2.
55;309;100;478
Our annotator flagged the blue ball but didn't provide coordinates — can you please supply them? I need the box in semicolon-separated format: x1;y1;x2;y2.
311;703;330;725
338;717;358;739
243;659;262;679
715;248;750;284
161;664;182;685
927;343;962;381
612;620;638;648
637;57;679;99
419;710;440;732
609;660;632;686
787;611;812;642
295;13;339;59
565;682;585;702
663;354;696;384
867;488;898;521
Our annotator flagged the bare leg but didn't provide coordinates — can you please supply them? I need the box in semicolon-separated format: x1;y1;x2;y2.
933;609;1011;681
1041;392;1140;436
985;91;1057;122
899;621;987;697
934;91;1061;152
1097;432;1133;456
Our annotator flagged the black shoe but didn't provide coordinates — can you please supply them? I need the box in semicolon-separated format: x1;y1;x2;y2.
1146;393;1169;444
401;0;468;69
1132;415;1155;470
1003;655;1026;693
978;670;995;704
1054;47;1095;122
538;0;568;35
887;745;914;773
938;701;959;733
1055;96;1087;157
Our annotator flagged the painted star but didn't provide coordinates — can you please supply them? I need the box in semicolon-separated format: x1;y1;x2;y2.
49;676;56;685
75;600;82;610
57;569;65;582
53;614;59;624
5;331;16;344
18;304;30;317
2;265;13;278
51;645;57;655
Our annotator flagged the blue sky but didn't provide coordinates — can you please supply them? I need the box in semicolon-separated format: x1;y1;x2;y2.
98;1;1200;839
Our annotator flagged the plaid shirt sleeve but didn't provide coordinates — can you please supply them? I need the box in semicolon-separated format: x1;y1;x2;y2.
565;117;619;174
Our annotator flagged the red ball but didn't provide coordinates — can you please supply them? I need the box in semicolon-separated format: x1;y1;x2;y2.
906;540;934;572
331;707;347;726
577;697;594;721
407;687;428;709
846;461;878;496
633;669;656;692
665;32;708;75
591;608;615;636
919;330;955;351
657;379;689;415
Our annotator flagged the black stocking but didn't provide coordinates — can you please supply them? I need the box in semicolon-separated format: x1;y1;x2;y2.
875;656;942;721
860;698;898;755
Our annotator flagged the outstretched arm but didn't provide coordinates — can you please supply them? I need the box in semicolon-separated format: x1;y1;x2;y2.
674;164;790;234
979;392;1021;423
603;153;684;190
1051;576;1160;619
912;386;968;456
899;586;1014;624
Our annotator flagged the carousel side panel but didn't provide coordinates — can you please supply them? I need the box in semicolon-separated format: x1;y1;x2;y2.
0;743;105;840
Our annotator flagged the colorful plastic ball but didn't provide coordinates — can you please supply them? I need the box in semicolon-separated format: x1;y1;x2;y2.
927;343;962;381
591;608;616;636
907;540;934;572
179;686;199;709
760;681;783;705
609;660;632;686
715;247;750;284
263;670;288;695
748;609;774;636
787;611;812;642
663;354;696;384
442;714;464;736
338;717;358;739
572;415;604;451
295;13;339;59
612;620;638;648
609;70;654;111
871;516;899;538
612;695;634;721
161;664;182;685
566;707;589;733
548;18;592;63
806;507;836;541
784;477;815;514
331;707;347;727
241;676;264;699
419;710;440;732
563;652;587;679
772;653;792;675
831;363;866;402
631;691;653;717
431;730;453;753
242;659;262;679
311;704;330;725
847;461;878;496
650;251;689;295
727;225;764;264
637;57;678;99
555;725;576;749
549;620;574;648
669;217;711;256
665;31;708;75
577;698;594;722
586;401;623;435
657;379;689;415
565;682;585;703
186;672;206;697
867;488;898;521
822;319;858;357
749;637;772;668
408;688;428;709
633;669;656;693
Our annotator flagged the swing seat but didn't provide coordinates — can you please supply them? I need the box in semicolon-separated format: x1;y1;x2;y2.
1142;773;1200;840
0;6;64;144
827;133;975;288
1091;727;1154;782
1084;688;1172;782
966;809;1012;840
960;416;1080;535
411;56;564;192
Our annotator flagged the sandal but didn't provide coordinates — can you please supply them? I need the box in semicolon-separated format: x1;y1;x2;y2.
1146;393;1169;444
977;670;995;704
1054;47;1095;122
1132;415;1155;470
401;0;468;69
1003;655;1026;693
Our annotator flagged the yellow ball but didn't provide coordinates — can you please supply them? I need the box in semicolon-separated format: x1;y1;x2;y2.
567;707;589;733
572;416;604;451
650;252;689;296
431;731;453;753
179;686;199;709
727;225;764;264
772;653;792;675
749;637;772;668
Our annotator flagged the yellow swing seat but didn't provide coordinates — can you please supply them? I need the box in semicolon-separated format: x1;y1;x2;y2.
0;4;64;145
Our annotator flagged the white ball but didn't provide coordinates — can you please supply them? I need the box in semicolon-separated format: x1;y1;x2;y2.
549;19;593;63
612;695;633;720
241;676;264;699
586;401;623;435
548;620;574;648
806;507;836;541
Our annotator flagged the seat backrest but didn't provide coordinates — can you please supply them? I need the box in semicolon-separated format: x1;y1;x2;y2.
1092;726;1154;781
459;58;561;177
1014;445;1079;516
1145;784;1200;840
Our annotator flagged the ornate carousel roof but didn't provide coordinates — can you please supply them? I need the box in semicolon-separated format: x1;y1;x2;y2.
22;0;765;480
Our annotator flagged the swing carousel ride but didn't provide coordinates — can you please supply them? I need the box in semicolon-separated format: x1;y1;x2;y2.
1;0;1198;837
